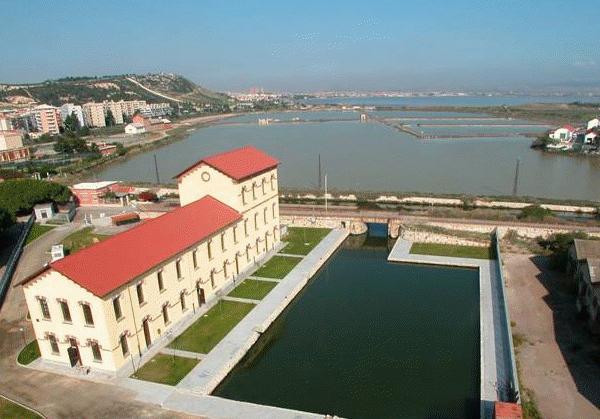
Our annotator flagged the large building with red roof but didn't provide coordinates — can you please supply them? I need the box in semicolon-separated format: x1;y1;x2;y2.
21;146;281;373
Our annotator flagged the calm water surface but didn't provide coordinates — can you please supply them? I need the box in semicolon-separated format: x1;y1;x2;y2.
305;95;600;106
93;113;600;200
214;238;480;419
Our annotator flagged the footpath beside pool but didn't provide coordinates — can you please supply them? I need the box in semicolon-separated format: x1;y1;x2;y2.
388;238;517;419
155;228;349;418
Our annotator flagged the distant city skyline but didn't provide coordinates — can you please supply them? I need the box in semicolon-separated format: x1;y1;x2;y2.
1;0;600;92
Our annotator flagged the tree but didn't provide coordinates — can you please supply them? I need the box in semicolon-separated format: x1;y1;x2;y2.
63;111;81;133
113;142;127;156
538;231;589;271
105;109;116;127
0;179;71;216
0;207;14;234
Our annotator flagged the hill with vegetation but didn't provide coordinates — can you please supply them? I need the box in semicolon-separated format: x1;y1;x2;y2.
0;73;231;107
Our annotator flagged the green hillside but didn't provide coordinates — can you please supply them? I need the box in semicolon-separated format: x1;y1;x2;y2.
0;73;231;106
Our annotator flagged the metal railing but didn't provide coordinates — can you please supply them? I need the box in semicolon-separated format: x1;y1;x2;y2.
0;215;34;309
492;228;521;403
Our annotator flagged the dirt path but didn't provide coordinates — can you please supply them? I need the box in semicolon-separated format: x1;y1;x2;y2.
503;253;600;418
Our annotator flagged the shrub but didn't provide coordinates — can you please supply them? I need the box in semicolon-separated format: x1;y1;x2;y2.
538;231;589;271
518;205;553;221
0;207;14;234
137;191;157;202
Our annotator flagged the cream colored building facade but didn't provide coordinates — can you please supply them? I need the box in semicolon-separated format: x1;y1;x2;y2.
82;102;107;128
22;146;280;373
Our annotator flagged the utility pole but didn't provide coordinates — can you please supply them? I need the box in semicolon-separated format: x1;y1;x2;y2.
512;158;520;197
153;154;160;184
318;154;322;189
324;173;328;213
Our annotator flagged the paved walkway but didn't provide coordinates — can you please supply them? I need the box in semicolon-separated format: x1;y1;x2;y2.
277;253;304;258
222;296;261;304
160;348;205;359
247;276;280;283
388;238;512;419
170;229;348;407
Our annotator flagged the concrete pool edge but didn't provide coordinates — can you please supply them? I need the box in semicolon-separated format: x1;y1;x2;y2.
173;229;349;397
387;236;518;419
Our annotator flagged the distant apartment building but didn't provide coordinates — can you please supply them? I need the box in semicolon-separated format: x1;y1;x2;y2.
82;102;106;128
140;103;172;118
0;117;12;131
20;146;280;374
103;101;124;125
32;104;62;135
0;130;29;162
59;104;85;128
117;100;146;117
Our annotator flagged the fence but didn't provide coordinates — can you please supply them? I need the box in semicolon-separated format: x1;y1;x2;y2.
0;215;34;309
492;228;521;403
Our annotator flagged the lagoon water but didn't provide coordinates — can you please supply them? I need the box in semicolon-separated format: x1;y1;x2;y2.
93;110;600;200
214;238;480;418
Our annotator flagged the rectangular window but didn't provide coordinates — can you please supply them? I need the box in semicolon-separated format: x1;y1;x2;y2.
180;292;186;311
91;341;102;361
136;283;144;305
157;271;164;291
176;260;182;279
263;207;268;224
272;202;276;218
39;298;51;320
271;176;275;191
262;180;266;194
244;220;249;237
233;226;238;243
49;335;59;354
252;185;256;200
113;297;122;320
254;213;258;230
162;304;169;325
192;250;198;269
242;189;247;205
208;241;213;259
210;271;215;289
223;262;228;279
60;301;72;322
82;303;94;326
120;334;129;356
221;233;226;251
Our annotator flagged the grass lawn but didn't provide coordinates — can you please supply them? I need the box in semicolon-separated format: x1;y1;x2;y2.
282;227;331;255
169;300;255;354
410;242;495;260
130;354;198;386
62;227;109;254
24;223;55;246
253;255;301;279
17;341;40;365
228;279;278;300
0;396;41;419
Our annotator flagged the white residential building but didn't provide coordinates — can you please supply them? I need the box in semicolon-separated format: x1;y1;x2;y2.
587;118;599;130
59;104;85;128
82;102;106;128
549;125;575;142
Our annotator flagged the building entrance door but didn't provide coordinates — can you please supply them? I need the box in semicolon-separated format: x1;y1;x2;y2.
197;286;205;306
143;318;151;348
67;338;80;367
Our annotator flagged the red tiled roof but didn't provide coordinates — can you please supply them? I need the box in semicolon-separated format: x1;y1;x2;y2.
562;124;575;131
50;196;241;297
175;146;279;181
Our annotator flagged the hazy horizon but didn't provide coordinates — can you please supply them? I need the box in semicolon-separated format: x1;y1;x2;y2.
2;0;600;93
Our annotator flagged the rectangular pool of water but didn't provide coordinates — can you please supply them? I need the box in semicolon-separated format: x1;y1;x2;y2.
214;238;480;418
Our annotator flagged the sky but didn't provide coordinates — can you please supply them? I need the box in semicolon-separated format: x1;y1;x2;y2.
1;0;599;92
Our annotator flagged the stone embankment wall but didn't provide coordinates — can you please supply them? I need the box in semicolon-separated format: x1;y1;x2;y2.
400;229;488;247
282;215;600;242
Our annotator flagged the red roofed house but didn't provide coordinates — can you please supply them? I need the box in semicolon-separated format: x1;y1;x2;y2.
21;146;281;373
549;124;576;142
